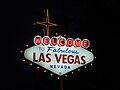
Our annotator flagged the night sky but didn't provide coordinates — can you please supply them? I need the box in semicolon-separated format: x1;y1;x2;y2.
1;0;120;90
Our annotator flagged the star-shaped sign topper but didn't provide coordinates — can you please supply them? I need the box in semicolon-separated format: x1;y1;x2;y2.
36;9;57;36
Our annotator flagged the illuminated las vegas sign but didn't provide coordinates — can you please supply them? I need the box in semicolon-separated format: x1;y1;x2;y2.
24;36;94;76
24;9;94;76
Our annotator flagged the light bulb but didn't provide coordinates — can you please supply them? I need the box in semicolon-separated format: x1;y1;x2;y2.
44;70;46;72
37;67;39;69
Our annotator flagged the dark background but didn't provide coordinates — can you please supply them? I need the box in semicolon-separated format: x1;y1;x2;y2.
1;0;120;90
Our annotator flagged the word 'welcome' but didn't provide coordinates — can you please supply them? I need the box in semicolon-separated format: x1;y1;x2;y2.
34;36;90;48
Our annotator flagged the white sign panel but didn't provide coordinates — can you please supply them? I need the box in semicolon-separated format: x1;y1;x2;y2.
24;36;94;76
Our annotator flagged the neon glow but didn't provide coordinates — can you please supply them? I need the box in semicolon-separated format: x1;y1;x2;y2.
33;35;90;48
24;36;94;76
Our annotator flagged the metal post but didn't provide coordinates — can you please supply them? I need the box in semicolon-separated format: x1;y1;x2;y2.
60;76;63;90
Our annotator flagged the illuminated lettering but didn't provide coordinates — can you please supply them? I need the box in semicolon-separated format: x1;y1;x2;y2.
82;39;90;48
34;35;41;45
47;46;79;54
50;37;57;46
67;55;74;64
46;53;51;63
49;65;71;69
54;54;86;64
66;38;73;47
33;35;90;48
33;52;38;62
33;53;51;62
62;54;67;63
55;54;62;63
74;55;80;64
42;36;49;45
81;56;86;64
58;38;65;46
39;53;45;62
74;38;81;47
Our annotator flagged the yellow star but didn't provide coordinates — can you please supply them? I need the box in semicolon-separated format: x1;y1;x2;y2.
36;9;57;36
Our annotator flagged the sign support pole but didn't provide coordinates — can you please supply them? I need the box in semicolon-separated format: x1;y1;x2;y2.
60;76;63;90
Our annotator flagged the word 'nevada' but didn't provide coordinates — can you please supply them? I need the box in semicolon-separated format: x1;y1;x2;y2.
34;35;90;48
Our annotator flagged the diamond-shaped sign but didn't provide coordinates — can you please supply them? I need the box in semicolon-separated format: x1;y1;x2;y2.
24;42;94;76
